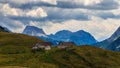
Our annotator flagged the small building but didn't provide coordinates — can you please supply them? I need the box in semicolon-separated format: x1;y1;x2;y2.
57;42;75;49
32;46;38;50
32;42;53;50
45;46;51;50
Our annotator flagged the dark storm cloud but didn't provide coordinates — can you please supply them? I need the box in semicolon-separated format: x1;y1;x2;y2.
9;2;56;10
0;0;118;10
0;0;119;22
56;0;119;10
4;0;119;22
8;7;90;23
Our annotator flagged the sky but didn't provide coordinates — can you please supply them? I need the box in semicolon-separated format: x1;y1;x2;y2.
0;0;120;41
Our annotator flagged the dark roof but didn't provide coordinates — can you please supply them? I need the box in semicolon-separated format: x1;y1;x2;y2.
35;42;53;46
58;42;75;46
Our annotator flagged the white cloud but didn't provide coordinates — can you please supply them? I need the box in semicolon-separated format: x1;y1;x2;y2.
0;4;21;16
41;0;57;5
0;18;25;33
110;8;120;15
83;0;102;5
0;4;47;18
26;7;47;18
10;21;25;33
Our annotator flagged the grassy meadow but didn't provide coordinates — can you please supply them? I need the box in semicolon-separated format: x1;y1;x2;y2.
0;32;120;68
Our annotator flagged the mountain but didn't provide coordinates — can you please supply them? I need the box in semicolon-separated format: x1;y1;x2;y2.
23;26;46;36
95;26;120;51
106;36;120;51
0;26;11;32
70;30;97;45
39;36;59;46
38;30;72;46
48;30;72;42
44;30;97;45
107;26;120;42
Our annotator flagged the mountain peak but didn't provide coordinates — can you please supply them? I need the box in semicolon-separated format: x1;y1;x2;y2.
75;30;89;34
23;26;46;36
55;30;72;35
25;26;42;30
76;30;86;32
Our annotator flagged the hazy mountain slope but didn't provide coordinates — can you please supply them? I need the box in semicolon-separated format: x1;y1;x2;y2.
23;26;46;36
107;26;120;42
95;27;120;49
70;30;97;45
48;30;72;41
39;36;59;46
0;26;11;32
47;30;97;45
106;36;120;51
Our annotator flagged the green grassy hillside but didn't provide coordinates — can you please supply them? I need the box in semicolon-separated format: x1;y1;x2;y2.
0;32;120;68
0;32;43;54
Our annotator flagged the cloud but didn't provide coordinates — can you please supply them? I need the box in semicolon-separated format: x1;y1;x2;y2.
0;0;57;8
0;0;57;5
0;4;21;16
9;7;119;23
45;7;89;22
0;4;47;18
8;7;89;23
0;15;25;33
41;0;57;5
56;0;118;10
26;7;47;18
83;0;102;5
1;0;118;10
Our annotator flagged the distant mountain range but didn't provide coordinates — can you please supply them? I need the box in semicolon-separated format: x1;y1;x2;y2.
22;26;46;36
19;25;120;51
95;26;120;51
47;30;97;45
22;26;97;46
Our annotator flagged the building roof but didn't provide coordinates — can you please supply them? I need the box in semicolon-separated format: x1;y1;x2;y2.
35;42;53;46
58;42;75;46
